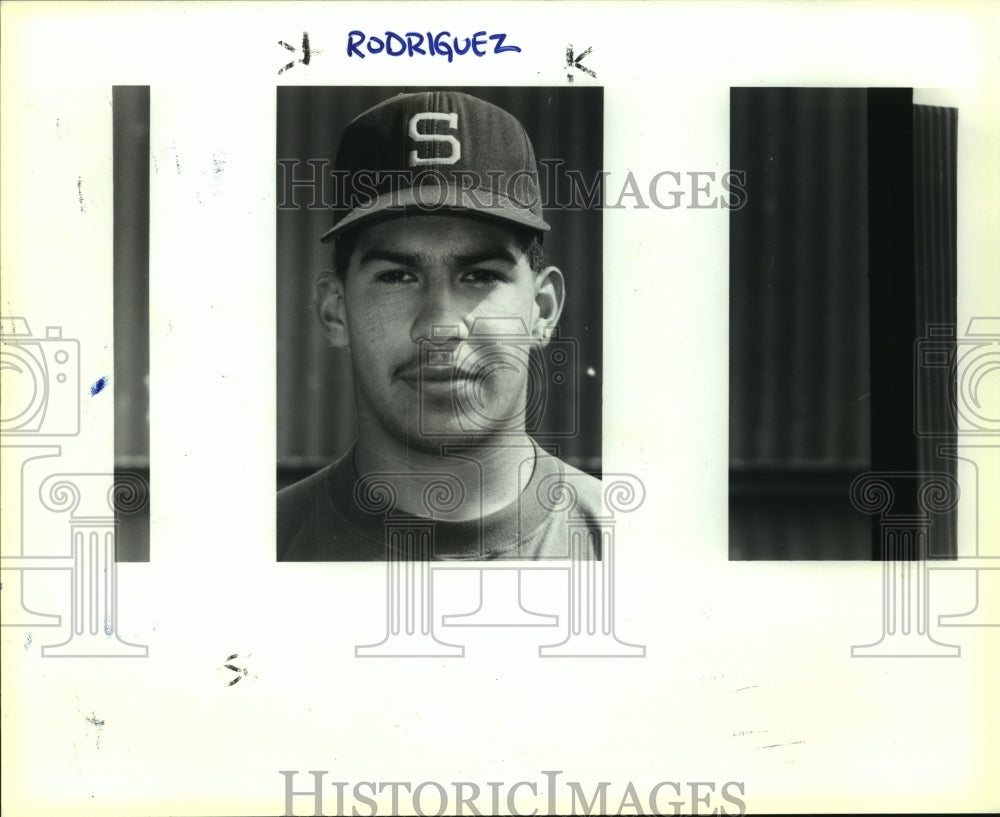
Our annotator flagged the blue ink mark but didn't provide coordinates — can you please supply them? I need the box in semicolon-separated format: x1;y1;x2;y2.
24;633;32;650
90;376;108;396
86;713;105;727
77;177;85;212
347;30;520;62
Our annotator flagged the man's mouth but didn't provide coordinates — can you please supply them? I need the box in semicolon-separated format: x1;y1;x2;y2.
399;365;473;387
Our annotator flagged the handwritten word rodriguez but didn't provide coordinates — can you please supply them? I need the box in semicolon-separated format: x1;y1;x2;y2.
347;30;521;62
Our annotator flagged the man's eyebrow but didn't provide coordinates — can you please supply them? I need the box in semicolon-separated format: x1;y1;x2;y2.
357;249;424;268
452;249;520;267
357;247;520;268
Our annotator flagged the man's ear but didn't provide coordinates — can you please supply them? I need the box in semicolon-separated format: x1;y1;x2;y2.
532;265;566;344
315;271;350;348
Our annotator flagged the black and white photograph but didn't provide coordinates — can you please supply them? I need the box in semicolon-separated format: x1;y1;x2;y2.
729;87;958;561
1;3;998;817
276;86;604;561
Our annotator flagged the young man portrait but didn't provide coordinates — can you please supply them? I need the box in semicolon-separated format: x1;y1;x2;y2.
276;88;604;561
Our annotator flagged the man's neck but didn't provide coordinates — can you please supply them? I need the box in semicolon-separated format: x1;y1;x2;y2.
353;433;538;521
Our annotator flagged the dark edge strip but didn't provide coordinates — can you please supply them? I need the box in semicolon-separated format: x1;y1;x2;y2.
112;85;151;562
867;88;916;560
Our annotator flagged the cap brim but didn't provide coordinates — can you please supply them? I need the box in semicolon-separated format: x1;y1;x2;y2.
320;184;550;243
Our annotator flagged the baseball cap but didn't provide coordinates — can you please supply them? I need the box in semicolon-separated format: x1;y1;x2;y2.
320;91;550;243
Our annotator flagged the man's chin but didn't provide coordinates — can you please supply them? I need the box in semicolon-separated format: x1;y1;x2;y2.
402;429;503;455
400;419;527;455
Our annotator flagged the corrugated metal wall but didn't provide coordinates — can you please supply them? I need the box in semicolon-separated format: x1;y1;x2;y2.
276;87;604;484
914;104;958;558
113;87;955;560
113;86;150;562
729;88;872;559
730;88;871;469
729;89;957;560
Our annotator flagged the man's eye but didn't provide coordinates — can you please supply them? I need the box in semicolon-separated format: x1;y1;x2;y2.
375;270;416;285
462;270;507;286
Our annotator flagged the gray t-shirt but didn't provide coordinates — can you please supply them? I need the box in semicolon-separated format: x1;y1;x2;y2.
277;444;605;561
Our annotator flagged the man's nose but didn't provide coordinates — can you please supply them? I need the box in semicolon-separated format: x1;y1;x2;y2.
410;285;469;344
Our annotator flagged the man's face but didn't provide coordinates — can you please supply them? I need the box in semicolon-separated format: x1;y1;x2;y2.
321;213;563;453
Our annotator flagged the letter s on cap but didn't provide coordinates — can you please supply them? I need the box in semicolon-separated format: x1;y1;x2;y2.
408;112;461;166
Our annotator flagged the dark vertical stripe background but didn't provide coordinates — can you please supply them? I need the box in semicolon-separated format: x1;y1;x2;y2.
112;85;150;562
914;104;958;558
868;88;918;538
729;88;957;560
729;88;871;559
